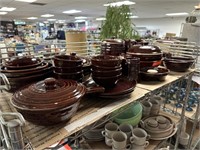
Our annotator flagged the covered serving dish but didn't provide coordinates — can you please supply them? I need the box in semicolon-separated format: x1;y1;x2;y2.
11;78;86;126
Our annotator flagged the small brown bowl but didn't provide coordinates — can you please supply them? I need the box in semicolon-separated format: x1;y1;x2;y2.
54;71;83;81
92;67;122;77
53;66;82;74
54;55;83;67
163;56;195;72
139;67;169;81
91;55;122;67
4;57;42;70
92;65;121;71
92;74;122;88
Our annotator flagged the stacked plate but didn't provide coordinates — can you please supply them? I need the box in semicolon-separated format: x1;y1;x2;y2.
11;78;86;125
1;56;52;91
53;54;84;81
101;39;125;56
91;55;122;88
127;45;163;69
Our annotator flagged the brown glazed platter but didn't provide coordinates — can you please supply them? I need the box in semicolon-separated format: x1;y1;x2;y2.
99;78;136;98
2;62;51;78
3;57;43;70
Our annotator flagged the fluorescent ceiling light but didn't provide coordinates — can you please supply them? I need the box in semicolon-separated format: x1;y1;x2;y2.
166;12;188;16
47;19;56;21
75;19;85;23
75;16;87;19
0;7;16;11
130;15;138;18
56;20;66;23
41;14;54;17
43;21;49;24
0;12;8;15
27;17;38;20
15;0;37;2
96;17;106;21
104;1;135;7
63;9;81;14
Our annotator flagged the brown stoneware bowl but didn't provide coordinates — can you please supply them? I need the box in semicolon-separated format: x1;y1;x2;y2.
54;54;83;67
11;78;86;125
54;71;83;81
92;65;121;71
91;55;122;67
92;67;122;77
139;67;169;81
53;66;82;74
163;56;195;72
3;56;42;70
92;74;122;88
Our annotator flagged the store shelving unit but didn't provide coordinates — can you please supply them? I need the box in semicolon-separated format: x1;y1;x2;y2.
0;39;199;149
0;69;196;149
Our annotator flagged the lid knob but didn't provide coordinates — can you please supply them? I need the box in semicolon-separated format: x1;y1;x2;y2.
44;78;56;90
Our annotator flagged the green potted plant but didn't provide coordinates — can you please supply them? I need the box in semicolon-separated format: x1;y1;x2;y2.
100;5;139;40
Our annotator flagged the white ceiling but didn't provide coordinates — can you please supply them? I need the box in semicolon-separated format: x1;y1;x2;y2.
0;0;199;22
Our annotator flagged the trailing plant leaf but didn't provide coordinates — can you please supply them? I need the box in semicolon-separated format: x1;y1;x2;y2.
100;5;139;40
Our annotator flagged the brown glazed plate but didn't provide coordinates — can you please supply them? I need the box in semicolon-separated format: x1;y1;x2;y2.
3;57;43;70
2;62;51;78
99;78;136;98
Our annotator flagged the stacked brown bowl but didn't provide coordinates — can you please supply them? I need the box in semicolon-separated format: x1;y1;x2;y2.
91;55;122;88
53;54;83;81
1;56;52;91
163;56;195;72
127;45;163;69
101;39;125;56
11;78;86;125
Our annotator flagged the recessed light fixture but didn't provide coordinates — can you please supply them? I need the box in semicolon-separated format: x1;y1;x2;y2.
75;19;85;23
63;9;81;14
0;7;16;11
47;19;56;21
104;1;135;7
0;12;8;15
96;17;106;21
130;15;139;18
27;17;38;20
41;14;54;17
166;12;188;16
75;16;87;19
15;0;37;2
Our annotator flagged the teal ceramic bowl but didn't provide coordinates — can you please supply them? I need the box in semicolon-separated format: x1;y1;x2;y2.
112;102;142;126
